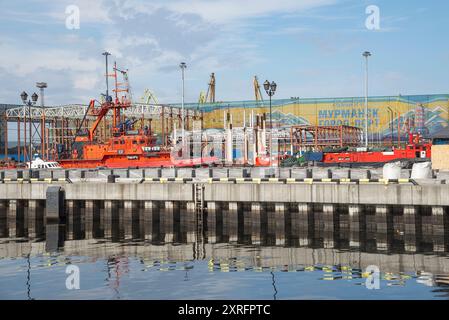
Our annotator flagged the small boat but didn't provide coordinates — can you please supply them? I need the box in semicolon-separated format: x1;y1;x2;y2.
27;155;61;169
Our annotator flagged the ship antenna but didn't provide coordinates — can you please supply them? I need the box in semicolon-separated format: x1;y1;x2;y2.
102;51;111;102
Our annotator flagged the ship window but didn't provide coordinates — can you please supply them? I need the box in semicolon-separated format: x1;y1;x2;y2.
120;140;125;144
140;140;145;144
114;140;119;145
132;140;137;145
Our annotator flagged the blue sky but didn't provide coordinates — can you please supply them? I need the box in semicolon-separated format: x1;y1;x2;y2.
1;0;448;105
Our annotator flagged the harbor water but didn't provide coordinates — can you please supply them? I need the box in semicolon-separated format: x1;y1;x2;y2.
0;204;448;300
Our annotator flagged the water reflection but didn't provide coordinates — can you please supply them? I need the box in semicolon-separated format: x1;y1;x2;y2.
1;202;449;299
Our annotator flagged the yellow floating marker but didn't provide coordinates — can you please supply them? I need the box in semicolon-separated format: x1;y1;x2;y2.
305;266;315;271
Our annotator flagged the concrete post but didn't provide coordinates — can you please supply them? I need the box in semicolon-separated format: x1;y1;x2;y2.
322;204;337;248
123;201;137;240
207;203;219;244
85;200;95;239
375;205;391;251
251;203;262;245
45;223;63;253
228;202;238;243
207;202;217;212
243;209;252;241
432;206;446;252
27;200;39;239
141;201;158;241
181;204;196;243
348;205;364;248
104;200;118;240
162;201;176;243
0;201;6;238
403;206;419;252
45;186;65;222
66;200;75;240
275;203;285;246
7;200;17;238
296;203;313;246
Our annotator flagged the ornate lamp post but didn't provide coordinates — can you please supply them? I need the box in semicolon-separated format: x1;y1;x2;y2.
20;91;38;177
263;80;277;129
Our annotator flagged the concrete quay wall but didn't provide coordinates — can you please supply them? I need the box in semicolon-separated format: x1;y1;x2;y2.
1;181;449;207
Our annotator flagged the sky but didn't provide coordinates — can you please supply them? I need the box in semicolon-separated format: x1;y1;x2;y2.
1;0;449;105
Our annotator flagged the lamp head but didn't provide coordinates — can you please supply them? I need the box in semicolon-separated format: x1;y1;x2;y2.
263;80;270;92
36;82;47;89
363;51;372;57
270;81;277;93
31;92;38;104
20;91;28;103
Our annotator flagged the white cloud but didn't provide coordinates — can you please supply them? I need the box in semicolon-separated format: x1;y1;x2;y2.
0;0;339;104
73;73;101;90
159;0;337;23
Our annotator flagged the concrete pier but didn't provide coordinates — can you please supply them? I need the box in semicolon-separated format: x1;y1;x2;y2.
104;200;118;240
432;206;446;252
251;203;262;245
275;203;286;246
0;201;6;238
375;205;391;251
227;202;239;243
296;203;312;246
141;201;158;241
27;200;43;239
162;201;177;242
7;200;18;237
322;204;337;248
123;201;138;240
348;205;364;248
403;206;420;252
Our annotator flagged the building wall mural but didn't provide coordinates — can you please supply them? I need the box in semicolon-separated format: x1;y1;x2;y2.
193;94;449;141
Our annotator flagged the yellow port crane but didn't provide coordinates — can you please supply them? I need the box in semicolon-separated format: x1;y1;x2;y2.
141;89;159;105
254;76;264;102
199;73;216;104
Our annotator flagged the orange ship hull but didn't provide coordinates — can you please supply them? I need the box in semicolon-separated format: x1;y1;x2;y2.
58;154;220;169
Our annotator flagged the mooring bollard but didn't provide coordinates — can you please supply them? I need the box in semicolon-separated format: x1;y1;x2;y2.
158;167;162;178
46;186;65;222
107;174;118;183
31;170;40;179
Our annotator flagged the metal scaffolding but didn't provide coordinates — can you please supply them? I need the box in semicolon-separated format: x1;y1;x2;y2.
290;125;362;152
3;103;203;162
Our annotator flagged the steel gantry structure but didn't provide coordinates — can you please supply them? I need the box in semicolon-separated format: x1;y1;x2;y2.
3;103;203;161
290;125;362;153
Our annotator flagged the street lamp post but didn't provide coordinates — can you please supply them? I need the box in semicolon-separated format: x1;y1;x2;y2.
263;80;277;166
263;80;277;129
36;82;47;159
102;51;111;100
20;91;38;178
180;62;187;144
362;51;371;149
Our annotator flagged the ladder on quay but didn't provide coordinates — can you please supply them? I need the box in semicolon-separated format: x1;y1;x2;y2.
194;183;205;259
